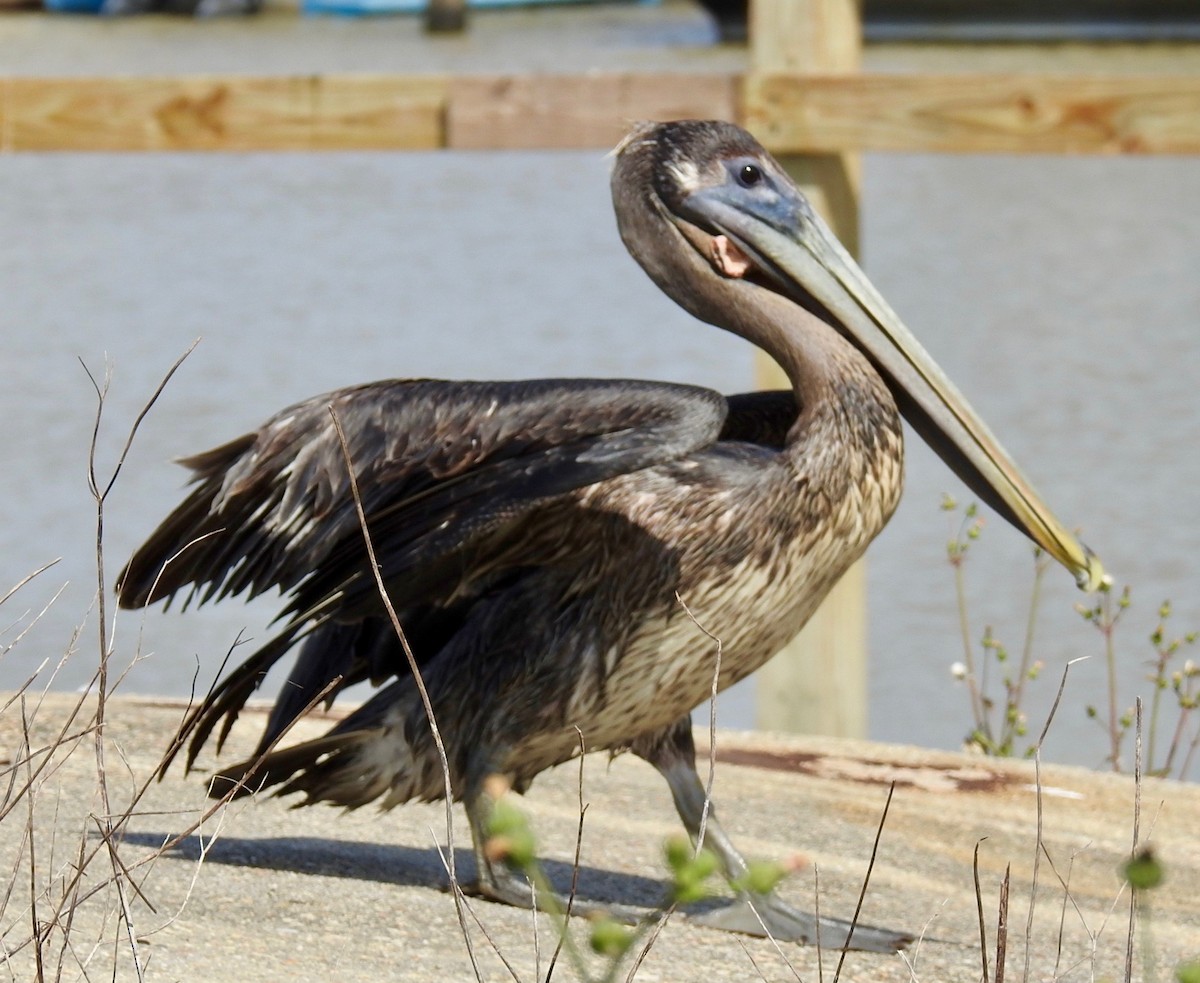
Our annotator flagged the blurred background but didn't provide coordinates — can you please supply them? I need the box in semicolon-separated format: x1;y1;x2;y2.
1;0;1197;773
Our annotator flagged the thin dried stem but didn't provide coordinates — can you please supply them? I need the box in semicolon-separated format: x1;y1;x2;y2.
1124;699;1143;983
995;864;1010;983
833;781;896;983
1022;656;1084;983
1049;852;1076;981
0;560;62;608
734;936;772;982
328;406;483;982
623;907;676;983
953;550;987;739
77;345;196;980
0;570;66;660
1160;694;1191;778
145;807;236;936
814;864;824;983
79;342;199;506
2;674;341;968
430;843;524;983
1180;720;1200;780
545;729;589;983
1010;553;1048;718
973;838;991;983
1095;589;1125;772
0;684;98;826
672;592;722;854
21;705;44;983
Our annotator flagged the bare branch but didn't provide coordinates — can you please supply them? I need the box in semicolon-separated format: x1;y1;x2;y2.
0;560;62;608
327;405;483;981
833;781;896;982
973;838;991;983
995;864;1010;983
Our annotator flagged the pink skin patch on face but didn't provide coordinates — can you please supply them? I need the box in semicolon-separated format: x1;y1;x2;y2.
711;235;753;279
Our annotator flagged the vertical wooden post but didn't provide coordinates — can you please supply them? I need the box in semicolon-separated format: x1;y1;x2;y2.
746;0;867;738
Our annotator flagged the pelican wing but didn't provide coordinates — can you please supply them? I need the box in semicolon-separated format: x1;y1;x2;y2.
719;390;795;449
117;377;729;768
119;377;727;611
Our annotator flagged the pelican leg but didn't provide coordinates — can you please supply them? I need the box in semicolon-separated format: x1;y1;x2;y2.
461;789;546;908
633;719;910;953
459;776;650;924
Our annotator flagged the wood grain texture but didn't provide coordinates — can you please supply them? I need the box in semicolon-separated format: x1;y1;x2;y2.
0;75;447;152
749;0;862;74
3;72;1198;155
446;73;740;150
749;72;1200;154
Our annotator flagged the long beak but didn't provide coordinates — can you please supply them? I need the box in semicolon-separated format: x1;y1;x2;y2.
687;186;1107;593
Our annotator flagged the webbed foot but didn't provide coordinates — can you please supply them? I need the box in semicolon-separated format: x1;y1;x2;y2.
688;894;911;952
455;869;650;926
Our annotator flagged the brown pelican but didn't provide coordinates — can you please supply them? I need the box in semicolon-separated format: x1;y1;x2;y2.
118;120;1103;952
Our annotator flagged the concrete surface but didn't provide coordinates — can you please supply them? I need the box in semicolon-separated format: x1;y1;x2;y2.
1;693;1196;981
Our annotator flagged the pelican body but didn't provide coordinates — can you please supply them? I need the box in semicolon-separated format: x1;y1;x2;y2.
119;121;1102;951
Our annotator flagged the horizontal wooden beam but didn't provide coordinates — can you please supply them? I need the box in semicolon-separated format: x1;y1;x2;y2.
2;72;1198;155
747;72;1200;155
0;73;736;153
0;75;450;152
447;73;740;150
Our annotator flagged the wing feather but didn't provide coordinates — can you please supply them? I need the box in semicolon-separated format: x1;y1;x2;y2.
123;376;732;770
118;378;727;611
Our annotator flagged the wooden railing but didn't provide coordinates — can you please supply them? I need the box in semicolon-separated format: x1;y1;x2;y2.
4;0;1196;737
3;69;1198;154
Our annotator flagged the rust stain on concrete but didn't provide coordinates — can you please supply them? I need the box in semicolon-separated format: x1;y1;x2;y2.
717;746;1028;795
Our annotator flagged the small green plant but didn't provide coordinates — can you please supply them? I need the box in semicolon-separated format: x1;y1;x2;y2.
1077;590;1199;777
662;833;719;905
942;495;1048;758
1147;605;1199;778
482;790;795;982
1177;959;1200;983
1119;845;1198;983
1123;846;1165;891
732;859;789;897
1077;582;1134;771
943;497;1199;780
483;784;618;981
587;917;635;960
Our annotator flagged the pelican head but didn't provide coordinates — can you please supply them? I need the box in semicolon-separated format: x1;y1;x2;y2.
613;119;1105;592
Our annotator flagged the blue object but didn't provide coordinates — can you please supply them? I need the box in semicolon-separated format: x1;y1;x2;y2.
44;0;106;11
303;0;652;18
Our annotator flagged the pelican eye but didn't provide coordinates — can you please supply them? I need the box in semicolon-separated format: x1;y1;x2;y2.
736;163;763;188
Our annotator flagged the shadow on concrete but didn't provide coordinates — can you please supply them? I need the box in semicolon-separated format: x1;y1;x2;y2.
121;831;671;909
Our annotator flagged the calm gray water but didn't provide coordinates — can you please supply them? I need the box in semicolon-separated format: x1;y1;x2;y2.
2;149;1197;771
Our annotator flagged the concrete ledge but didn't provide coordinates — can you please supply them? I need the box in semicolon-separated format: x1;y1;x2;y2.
2;693;1196;981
